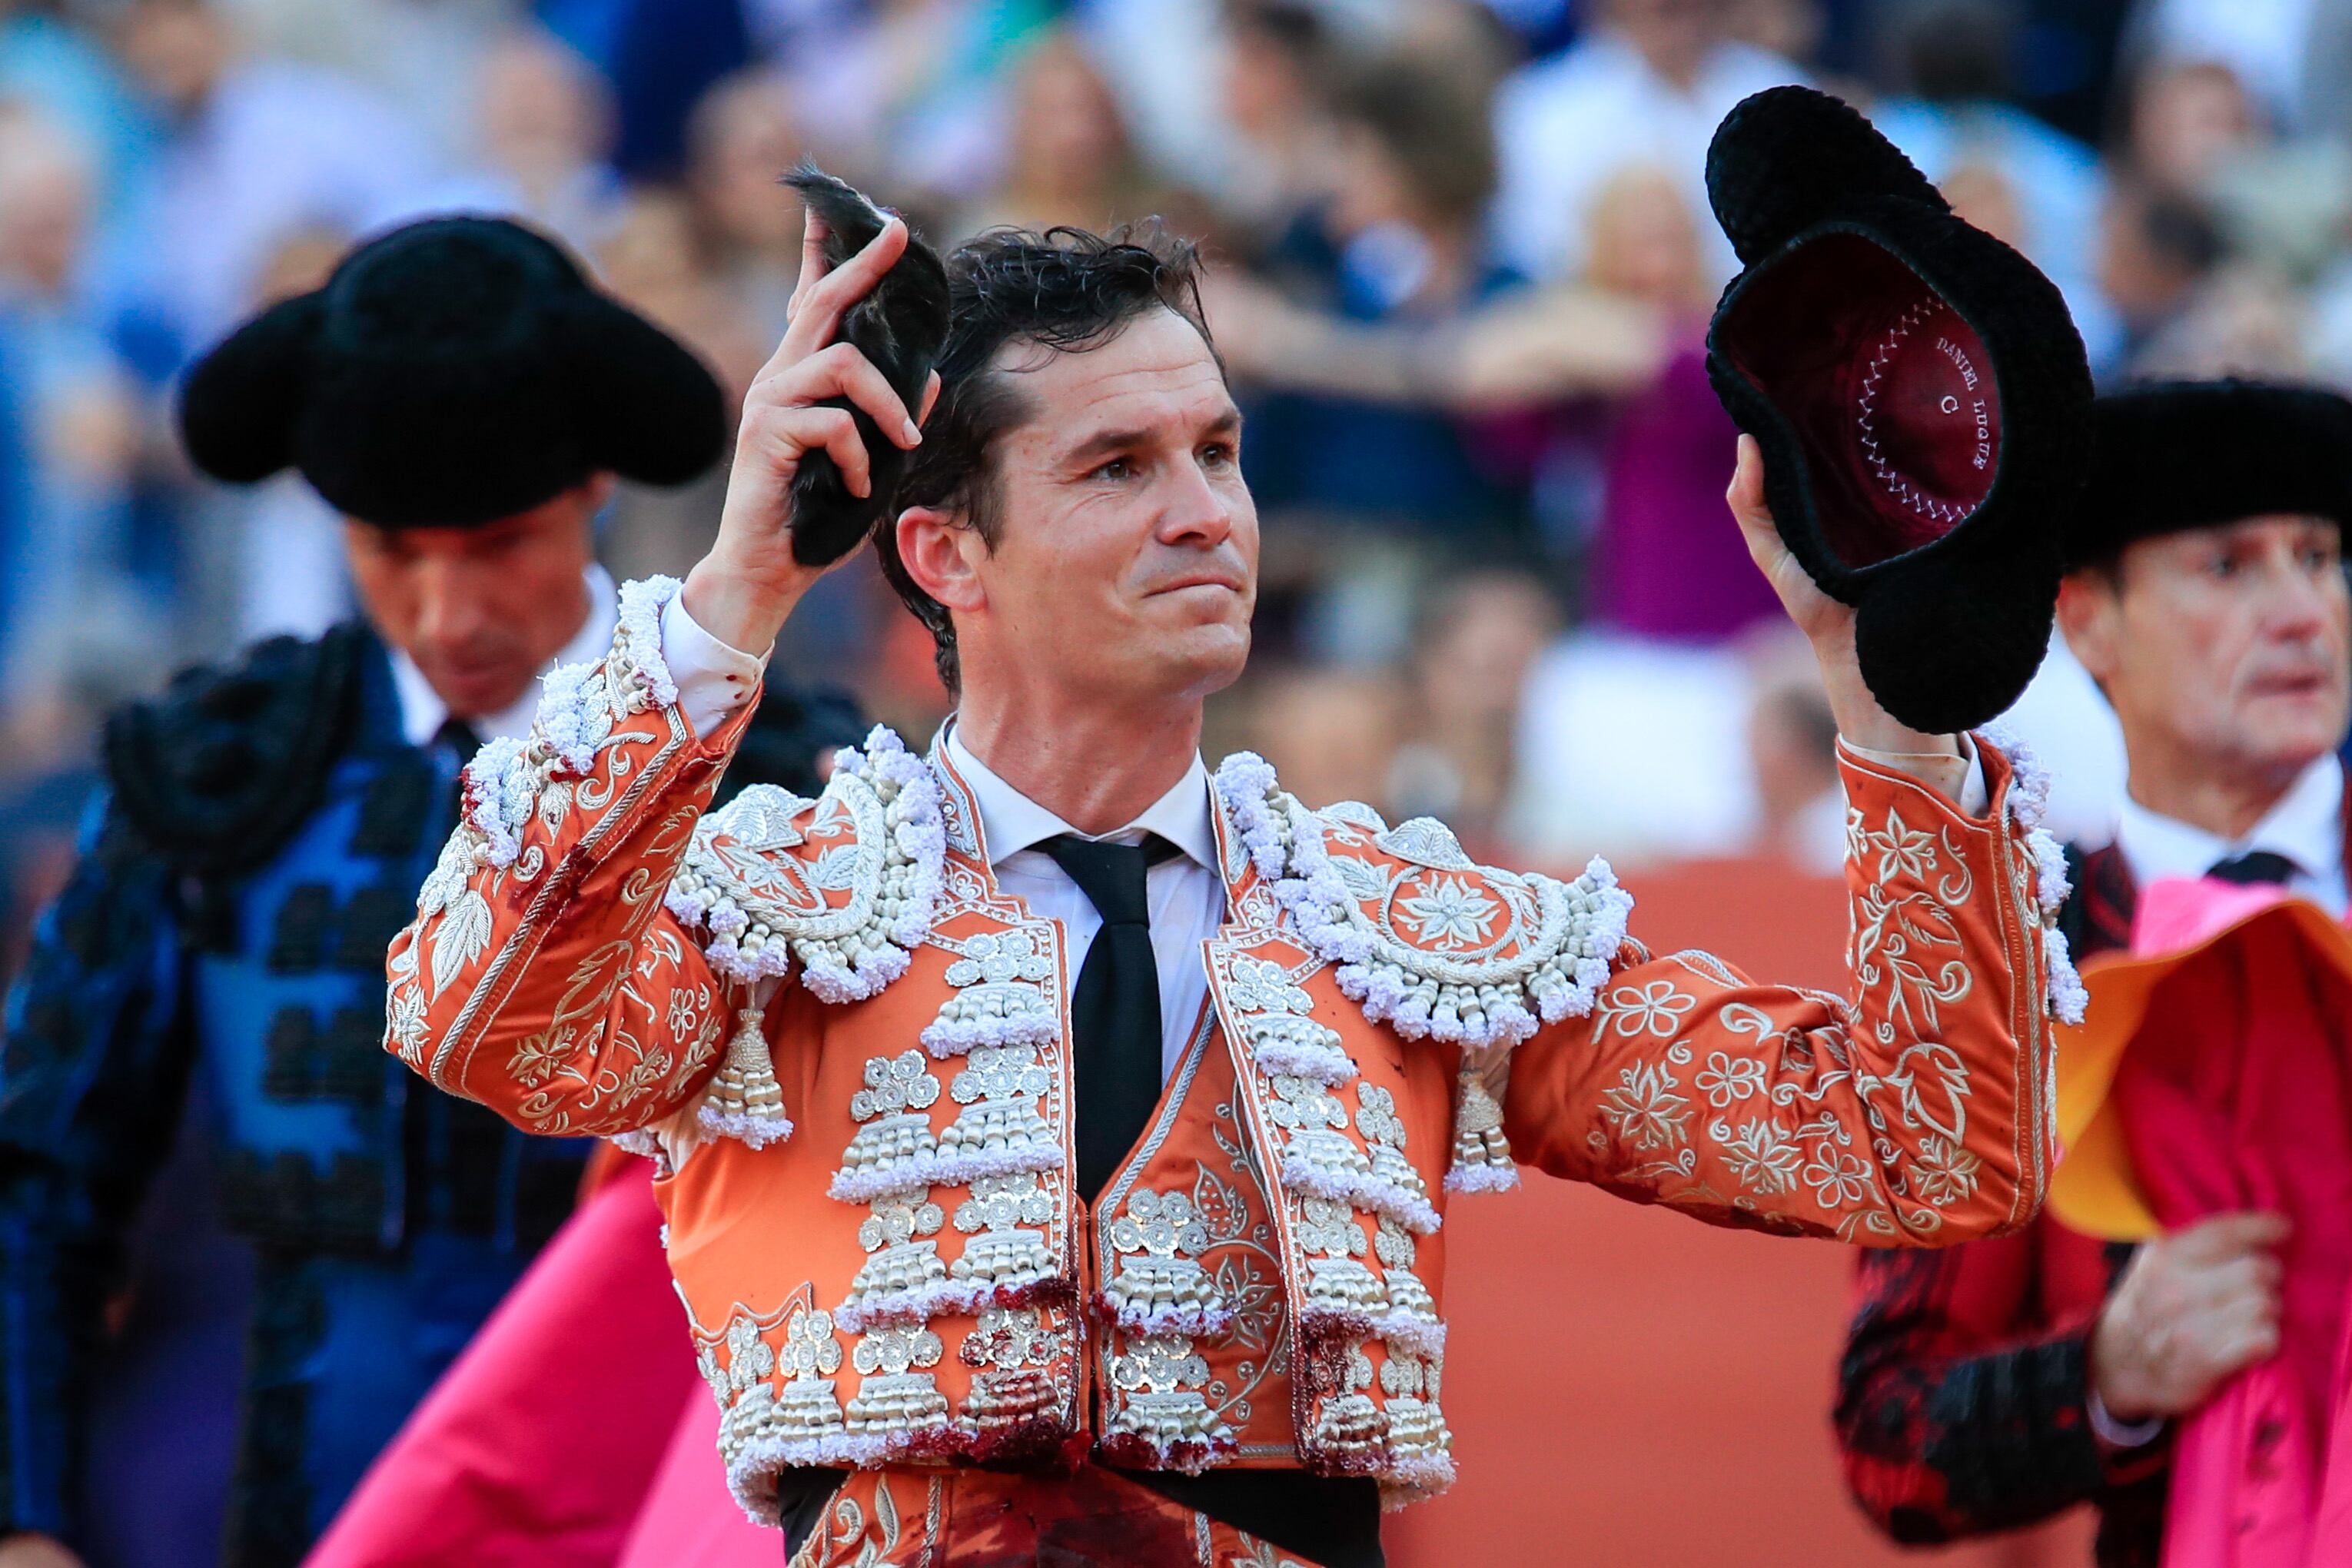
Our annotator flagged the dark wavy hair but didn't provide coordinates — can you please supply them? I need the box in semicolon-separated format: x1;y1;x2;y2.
872;222;1218;693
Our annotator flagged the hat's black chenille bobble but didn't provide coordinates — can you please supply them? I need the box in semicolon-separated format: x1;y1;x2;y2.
781;166;952;567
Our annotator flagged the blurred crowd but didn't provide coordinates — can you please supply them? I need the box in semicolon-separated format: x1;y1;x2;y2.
5;0;2350;980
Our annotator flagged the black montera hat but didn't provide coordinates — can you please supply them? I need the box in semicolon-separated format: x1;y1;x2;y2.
1704;86;2095;734
2069;380;2352;570
178;215;725;528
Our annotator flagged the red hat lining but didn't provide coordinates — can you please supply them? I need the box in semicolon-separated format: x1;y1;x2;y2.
1718;231;2002;570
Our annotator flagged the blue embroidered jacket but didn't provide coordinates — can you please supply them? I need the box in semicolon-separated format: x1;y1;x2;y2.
0;622;858;1566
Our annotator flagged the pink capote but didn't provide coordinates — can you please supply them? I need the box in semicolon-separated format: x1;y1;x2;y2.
2100;880;2352;1568
302;1163;767;1567
613;1392;772;1568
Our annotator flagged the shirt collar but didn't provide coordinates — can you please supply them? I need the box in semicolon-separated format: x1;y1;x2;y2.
390;563;618;749
943;723;1218;872
2114;753;2346;888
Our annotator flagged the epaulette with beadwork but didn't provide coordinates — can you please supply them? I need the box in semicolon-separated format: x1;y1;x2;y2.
1214;752;1634;1191
659;726;948;1148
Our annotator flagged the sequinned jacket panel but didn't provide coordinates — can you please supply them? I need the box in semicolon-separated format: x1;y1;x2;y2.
387;577;2066;1527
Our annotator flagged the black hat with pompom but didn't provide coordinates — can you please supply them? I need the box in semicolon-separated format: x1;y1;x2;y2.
178;215;725;528
1703;86;2094;734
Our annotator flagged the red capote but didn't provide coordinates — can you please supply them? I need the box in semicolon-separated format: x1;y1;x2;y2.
2072;882;2352;1568
304;1161;702;1567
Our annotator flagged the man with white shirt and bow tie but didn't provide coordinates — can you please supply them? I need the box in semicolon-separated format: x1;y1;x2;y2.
384;191;2074;1568
1839;380;2352;1568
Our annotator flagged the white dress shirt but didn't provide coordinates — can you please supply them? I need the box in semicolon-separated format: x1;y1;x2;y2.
2114;755;2349;919
1492;32;1806;284
944;726;1226;1087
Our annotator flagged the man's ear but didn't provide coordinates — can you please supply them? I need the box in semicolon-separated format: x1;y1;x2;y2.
2055;569;2120;686
896;504;986;613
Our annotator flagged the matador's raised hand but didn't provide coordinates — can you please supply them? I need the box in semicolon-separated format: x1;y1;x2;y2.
683;204;942;657
1728;433;1971;792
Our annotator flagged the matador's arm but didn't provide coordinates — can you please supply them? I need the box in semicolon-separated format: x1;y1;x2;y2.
1500;738;2070;1245
386;580;756;1141
384;577;935;1148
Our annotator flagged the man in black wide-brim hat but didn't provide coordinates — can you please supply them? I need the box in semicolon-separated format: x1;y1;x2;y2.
0;215;861;1568
1836;380;2352;1568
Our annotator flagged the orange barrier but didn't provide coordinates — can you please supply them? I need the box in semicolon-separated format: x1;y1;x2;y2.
1387;858;2092;1567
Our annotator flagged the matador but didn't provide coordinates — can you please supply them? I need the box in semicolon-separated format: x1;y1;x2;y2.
382;192;2075;1567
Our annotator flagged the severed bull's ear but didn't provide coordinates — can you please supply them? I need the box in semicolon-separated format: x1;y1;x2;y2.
786;163;889;266
780;164;952;567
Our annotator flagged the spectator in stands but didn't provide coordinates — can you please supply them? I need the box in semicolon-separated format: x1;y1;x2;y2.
1742;628;1845;873
1869;2;2111;355
2122;55;2260;203
1241;48;1523;536
2128;0;2332;135
101;0;437;360
1491;0;1805;284
1573;164;1766;639
1387;570;1560;856
773;0;1057;213
592;188;766;584
0;0;154;230
597;186;766;396
432;26;626;253
687;70;808;345
1208;0;1344;252
2096;178;2227;375
0;111;145;734
1241;663;1408;819
1185;124;1800;869
954;30;1167;236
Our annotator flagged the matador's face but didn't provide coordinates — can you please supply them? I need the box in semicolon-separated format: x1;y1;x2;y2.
949;306;1260;710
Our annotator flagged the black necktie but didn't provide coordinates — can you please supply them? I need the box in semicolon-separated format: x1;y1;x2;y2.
436;717;484;826
2206;849;2299;886
1042;833;1178;1204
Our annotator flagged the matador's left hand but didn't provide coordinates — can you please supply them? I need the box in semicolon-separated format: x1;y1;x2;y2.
1726;434;1968;778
